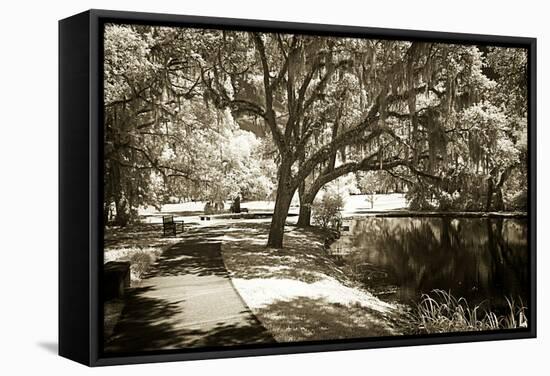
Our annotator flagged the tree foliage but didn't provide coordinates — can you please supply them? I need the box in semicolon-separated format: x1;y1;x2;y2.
103;25;275;225
103;24;528;241
312;192;344;230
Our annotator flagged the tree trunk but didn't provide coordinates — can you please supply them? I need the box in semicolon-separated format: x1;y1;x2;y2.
267;162;295;248
297;185;322;228
485;177;494;212
494;188;505;211
297;198;313;227
494;165;514;212
267;188;293;248
114;198;129;227
103;202;111;226
297;182;310;227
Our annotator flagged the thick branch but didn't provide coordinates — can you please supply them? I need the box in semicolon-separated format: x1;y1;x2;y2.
294;83;429;186
125;145;209;184
305;153;431;200
253;34;286;152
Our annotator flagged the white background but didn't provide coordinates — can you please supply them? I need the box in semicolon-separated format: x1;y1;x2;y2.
0;0;547;374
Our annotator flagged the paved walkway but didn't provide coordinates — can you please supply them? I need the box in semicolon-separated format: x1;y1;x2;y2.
105;240;274;353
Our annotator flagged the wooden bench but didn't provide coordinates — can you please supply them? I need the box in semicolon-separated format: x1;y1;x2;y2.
103;261;130;300
162;215;184;236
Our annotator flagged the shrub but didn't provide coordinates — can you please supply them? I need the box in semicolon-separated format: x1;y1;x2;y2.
406;184;438;211
312;193;344;230
129;251;154;280
204;201;213;214
508;190;528;211
204;200;225;214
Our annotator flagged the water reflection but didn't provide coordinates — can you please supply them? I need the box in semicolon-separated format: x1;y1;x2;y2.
330;217;529;312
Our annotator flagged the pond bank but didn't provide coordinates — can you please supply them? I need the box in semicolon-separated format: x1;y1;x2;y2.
343;210;527;220
329;215;529;333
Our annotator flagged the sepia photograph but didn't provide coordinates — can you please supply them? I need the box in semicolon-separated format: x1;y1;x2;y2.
101;21;530;354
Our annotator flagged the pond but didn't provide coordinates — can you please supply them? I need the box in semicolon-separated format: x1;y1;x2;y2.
329;217;529;313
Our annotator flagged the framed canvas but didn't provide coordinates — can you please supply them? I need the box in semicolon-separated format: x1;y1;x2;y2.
59;9;537;366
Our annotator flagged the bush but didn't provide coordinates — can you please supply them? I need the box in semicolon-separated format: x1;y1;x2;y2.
312;193;344;230
204;200;225;214
508;190;528;211
129;251;154;280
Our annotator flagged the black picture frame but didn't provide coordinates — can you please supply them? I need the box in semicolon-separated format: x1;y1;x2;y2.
59;9;537;367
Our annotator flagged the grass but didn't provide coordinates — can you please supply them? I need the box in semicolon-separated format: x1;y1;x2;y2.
104;223;185;284
404;290;528;334
218;222;403;342
253;297;392;342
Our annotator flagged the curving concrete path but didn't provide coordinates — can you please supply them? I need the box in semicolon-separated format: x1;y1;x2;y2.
104;240;275;353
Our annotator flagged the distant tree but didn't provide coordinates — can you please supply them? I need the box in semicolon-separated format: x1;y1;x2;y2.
103;25;274;225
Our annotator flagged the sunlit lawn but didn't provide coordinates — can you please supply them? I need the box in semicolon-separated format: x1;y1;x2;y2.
216;222;404;342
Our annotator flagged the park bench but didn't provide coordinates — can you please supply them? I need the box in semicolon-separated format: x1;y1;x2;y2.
103;261;130;300
162;215;184;236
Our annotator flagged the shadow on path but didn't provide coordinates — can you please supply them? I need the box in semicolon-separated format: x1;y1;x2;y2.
104;241;275;353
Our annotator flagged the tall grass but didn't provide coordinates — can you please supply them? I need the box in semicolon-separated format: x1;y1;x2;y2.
406;290;527;334
128;250;156;281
